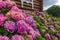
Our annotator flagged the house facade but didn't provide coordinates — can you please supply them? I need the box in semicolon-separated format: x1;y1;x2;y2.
12;0;43;12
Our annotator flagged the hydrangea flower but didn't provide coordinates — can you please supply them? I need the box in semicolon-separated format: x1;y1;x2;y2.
10;6;27;18
30;23;39;32
2;1;7;8
0;0;2;1
39;15;43;19
0;1;16;8
0;14;7;26
25;16;38;32
38;12;45;17
6;1;16;8
11;35;24;40
10;6;22;12
32;12;36;16
27;30;40;40
25;16;35;24
27;26;40;40
0;36;10;40
45;33;50;40
17;20;27;34
43;19;47;24
48;25;54;30
4;21;17;33
0;1;4;8
51;35;58;40
3;0;10;1
0;1;7;8
51;17;55;22
0;36;3;40
56;31;60;37
27;26;34;32
30;30;40;37
6;11;25;21
54;22;59;26
27;35;33;40
48;17;55;22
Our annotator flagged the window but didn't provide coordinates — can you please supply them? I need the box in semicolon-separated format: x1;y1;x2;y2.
13;0;42;11
21;0;34;9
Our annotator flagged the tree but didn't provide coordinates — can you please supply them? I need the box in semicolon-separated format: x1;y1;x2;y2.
46;5;60;17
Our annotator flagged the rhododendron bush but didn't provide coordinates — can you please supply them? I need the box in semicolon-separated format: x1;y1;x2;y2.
0;0;60;40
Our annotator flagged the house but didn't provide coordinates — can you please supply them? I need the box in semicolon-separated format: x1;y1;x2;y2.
12;0;43;12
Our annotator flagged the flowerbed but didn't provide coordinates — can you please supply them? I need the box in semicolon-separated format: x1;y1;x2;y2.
32;11;60;40
0;0;60;40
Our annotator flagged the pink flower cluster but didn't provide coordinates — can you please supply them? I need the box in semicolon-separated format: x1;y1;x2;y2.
45;33;50;40
0;14;7;26
0;0;40;40
0;0;16;8
0;36;10;40
0;35;24;40
4;21;17;33
11;35;24;40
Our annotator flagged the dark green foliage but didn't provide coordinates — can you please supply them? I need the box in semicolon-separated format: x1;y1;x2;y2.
0;26;9;36
0;26;14;37
22;34;29;40
58;38;60;40
36;23;42;33
1;8;10;14
7;16;16;22
33;16;43;25
54;26;60;31
46;5;60;17
35;35;46;40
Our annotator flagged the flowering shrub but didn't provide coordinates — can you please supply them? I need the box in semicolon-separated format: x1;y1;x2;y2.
0;0;60;40
0;0;40;40
33;12;60;40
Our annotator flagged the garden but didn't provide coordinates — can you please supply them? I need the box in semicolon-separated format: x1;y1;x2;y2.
0;0;60;40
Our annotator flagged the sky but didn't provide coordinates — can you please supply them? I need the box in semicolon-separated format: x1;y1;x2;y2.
55;0;60;5
43;0;60;10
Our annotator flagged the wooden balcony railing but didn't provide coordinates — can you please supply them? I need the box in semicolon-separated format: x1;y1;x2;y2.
11;0;43;11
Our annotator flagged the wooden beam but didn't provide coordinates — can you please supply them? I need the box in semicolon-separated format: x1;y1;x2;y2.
11;0;43;11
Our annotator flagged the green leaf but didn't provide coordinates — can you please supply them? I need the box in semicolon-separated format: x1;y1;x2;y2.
58;38;60;40
22;34;29;40
0;27;8;36
36;23;42;33
33;16;43;25
35;35;46;40
1;8;10;14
